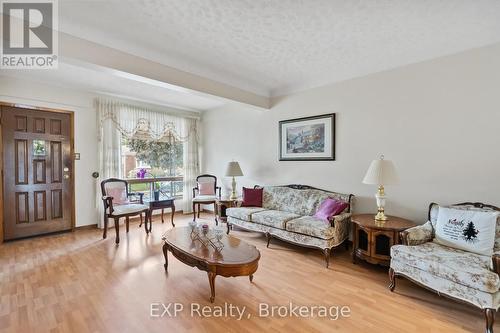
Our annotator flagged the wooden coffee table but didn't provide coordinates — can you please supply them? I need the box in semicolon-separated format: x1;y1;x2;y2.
162;227;260;303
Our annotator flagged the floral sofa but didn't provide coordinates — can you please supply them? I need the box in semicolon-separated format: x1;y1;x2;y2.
226;185;354;268
389;202;500;333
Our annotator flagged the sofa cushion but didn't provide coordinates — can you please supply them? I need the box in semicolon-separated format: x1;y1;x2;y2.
262;186;351;216
251;210;300;229
285;216;336;240
391;242;500;293
226;207;266;221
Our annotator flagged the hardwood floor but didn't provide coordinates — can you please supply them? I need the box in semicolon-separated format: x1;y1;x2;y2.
0;213;495;333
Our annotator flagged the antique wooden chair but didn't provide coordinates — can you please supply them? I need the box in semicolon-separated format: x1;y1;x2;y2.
101;178;151;244
192;174;221;222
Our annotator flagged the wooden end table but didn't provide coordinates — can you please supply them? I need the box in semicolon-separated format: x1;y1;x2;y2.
142;197;175;231
351;214;416;266
162;226;260;303
215;198;241;233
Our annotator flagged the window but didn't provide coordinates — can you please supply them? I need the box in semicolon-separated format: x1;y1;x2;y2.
121;136;184;198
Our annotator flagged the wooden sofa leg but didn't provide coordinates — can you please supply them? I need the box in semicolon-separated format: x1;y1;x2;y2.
485;308;495;333
265;232;271;248
323;248;331;268
389;267;396;292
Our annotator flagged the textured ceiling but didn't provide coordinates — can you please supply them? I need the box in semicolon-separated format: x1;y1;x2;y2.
59;0;500;97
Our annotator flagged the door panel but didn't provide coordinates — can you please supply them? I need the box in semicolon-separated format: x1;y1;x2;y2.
2;106;73;240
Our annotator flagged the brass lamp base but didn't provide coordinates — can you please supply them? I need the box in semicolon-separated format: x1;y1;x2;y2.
229;176;238;200
375;209;388;221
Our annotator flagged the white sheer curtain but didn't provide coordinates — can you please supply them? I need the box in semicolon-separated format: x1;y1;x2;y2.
182;117;200;214
95;98;200;226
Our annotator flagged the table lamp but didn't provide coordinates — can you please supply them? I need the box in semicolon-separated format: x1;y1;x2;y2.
225;161;243;200
362;155;399;221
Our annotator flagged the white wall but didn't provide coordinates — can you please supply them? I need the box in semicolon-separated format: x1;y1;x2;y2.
202;43;500;223
0;76;99;227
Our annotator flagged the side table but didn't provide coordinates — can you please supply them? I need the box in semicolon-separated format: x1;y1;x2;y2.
141;197;176;231
351;214;416;266
215;198;241;233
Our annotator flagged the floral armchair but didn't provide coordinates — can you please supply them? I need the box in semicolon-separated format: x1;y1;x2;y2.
389;202;500;333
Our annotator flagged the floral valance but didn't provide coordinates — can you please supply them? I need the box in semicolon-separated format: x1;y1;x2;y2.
95;98;199;143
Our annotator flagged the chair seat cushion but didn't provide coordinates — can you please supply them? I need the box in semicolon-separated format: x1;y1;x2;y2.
226;207;266;221
285;216;335;239
391;242;500;293
111;204;149;216
251;210;300;229
193;195;217;202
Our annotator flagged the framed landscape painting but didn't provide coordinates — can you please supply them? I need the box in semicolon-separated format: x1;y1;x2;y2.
279;113;335;161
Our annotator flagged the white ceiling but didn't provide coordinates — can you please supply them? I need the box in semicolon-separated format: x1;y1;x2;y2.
1;62;226;111
58;0;500;97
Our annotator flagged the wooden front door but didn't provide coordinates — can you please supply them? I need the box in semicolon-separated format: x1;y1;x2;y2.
1;106;73;240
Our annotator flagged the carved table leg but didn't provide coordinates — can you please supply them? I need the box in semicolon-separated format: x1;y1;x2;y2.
389;267;396;291
149;210;153;232
139;213;143;227
249;274;254;283
207;271;216;303
144;211;150;233
485;308;495;333
171;204;176;227
125;216;130;233
163;243;169;271
114;217;120;244
161;209;164;223
226;222;231;234
323;248;331;268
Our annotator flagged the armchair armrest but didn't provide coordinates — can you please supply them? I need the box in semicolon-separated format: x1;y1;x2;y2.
216;186;222;199
128;192;144;204
102;195;114;214
192;187;198;198
328;212;351;228
400;221;433;246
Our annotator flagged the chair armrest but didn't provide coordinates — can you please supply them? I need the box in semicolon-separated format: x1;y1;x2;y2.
192;187;198;198
216;186;222;199
328;212;351;227
400;221;433;246
128;192;144;204
102;196;114;214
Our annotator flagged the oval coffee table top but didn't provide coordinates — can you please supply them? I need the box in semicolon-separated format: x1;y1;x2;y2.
162;226;260;266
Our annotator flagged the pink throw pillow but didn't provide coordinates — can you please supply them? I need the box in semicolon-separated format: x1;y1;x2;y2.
199;182;215;195
314;198;349;222
242;187;263;207
107;188;129;205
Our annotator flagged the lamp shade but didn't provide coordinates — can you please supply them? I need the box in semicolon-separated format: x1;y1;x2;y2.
225;161;243;177
362;157;399;185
